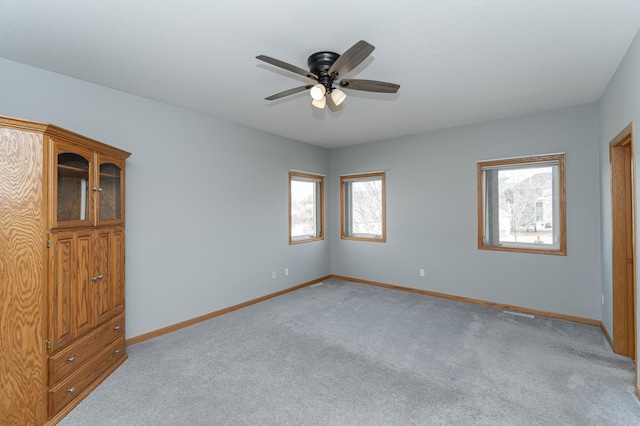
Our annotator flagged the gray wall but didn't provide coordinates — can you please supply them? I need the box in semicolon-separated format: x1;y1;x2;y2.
0;58;331;338
599;28;640;382
0;54;612;339
330;104;602;320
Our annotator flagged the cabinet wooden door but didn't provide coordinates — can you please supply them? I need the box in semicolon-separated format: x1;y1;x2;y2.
51;139;95;230
49;229;95;351
95;230;111;325
97;154;125;226
95;227;125;324
75;231;95;337
110;227;125;317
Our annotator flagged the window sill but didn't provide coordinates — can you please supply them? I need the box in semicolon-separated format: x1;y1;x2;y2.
289;236;324;245
478;244;566;256
341;235;386;243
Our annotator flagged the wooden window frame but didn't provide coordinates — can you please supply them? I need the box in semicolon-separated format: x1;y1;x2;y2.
477;154;566;256
340;172;386;242
289;171;324;244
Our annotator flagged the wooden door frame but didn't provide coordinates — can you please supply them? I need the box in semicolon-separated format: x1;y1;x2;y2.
609;122;637;374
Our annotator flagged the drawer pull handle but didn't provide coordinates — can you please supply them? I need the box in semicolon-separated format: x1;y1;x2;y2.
114;325;121;331
114;349;121;354
68;356;75;363
91;274;103;281
68;387;75;393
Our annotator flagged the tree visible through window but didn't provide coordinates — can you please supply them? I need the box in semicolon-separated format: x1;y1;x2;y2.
477;154;566;255
341;172;386;242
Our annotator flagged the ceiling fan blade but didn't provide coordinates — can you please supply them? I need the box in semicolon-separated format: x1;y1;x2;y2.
256;55;317;80
326;93;343;112
265;85;312;101
339;79;400;93
328;40;375;78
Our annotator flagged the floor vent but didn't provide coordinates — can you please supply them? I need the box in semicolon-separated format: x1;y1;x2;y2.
502;310;534;319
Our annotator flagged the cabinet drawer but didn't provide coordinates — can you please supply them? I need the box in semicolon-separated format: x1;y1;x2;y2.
49;314;125;385
49;335;125;418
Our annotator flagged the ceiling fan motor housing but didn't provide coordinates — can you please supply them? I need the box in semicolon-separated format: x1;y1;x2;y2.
308;51;340;90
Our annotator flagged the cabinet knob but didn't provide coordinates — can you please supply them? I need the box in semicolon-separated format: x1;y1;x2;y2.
68;387;75;393
113;325;121;331
91;186;103;192
91;274;103;281
68;356;75;363
114;349;121;354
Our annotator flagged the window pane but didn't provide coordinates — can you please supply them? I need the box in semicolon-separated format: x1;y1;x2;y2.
341;172;385;242
291;179;316;237
478;154;565;255
491;166;554;245
99;163;122;220
349;179;383;235
289;171;323;244
57;153;90;222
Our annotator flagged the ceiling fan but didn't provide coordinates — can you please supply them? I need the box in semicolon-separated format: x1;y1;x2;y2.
256;40;400;112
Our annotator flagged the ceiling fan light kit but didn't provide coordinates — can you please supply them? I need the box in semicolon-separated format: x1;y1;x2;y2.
311;97;326;109
257;40;400;111
310;83;326;101
331;88;346;106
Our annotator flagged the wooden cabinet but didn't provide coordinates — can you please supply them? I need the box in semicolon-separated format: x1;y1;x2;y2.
0;115;130;425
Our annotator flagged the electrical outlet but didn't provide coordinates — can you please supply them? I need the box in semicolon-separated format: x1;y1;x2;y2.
272;271;276;279
285;268;289;276
419;269;425;277
601;294;604;305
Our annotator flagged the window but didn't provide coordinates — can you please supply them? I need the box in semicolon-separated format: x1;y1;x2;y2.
341;172;386;242
289;172;324;244
477;154;566;255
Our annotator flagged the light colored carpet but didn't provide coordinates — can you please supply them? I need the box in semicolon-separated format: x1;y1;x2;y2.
59;278;640;425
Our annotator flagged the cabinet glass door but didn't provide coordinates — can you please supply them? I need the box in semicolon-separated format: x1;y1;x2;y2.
99;162;123;222
57;153;90;223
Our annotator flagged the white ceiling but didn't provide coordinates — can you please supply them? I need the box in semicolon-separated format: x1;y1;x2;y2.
2;1;640;149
